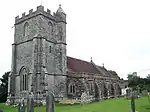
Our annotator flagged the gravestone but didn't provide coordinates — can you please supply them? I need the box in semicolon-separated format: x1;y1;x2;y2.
27;92;34;112
0;109;3;112
46;93;54;112
130;93;135;112
18;98;25;112
22;99;25;112
18;102;21;112
27;98;30;112
30;98;34;112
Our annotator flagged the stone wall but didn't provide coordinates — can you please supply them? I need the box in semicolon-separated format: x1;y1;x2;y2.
16;41;33;74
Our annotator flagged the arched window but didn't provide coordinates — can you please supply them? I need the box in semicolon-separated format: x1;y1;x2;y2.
69;83;76;94
89;82;93;94
24;22;29;36
20;67;28;91
48;21;53;36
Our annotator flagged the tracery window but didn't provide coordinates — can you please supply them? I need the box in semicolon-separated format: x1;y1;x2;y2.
20;67;28;91
24;22;29;36
69;83;76;94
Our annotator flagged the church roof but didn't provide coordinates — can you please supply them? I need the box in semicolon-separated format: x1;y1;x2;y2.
67;56;120;78
67;56;100;74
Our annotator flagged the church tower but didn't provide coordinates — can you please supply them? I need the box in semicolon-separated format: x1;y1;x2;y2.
8;5;67;103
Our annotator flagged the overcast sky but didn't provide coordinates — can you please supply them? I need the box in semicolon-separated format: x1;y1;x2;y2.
0;0;150;79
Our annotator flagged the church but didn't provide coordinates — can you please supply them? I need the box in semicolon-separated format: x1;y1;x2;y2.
7;5;125;104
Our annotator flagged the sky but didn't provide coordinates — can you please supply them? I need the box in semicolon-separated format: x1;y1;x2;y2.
0;0;150;79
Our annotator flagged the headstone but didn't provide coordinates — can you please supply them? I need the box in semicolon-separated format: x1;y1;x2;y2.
18;98;25;112
0;109;3;112
30;98;34;112
27;98;30;112
46;93;54;112
18;102;21;112
22;99;25;112
130;93;135;112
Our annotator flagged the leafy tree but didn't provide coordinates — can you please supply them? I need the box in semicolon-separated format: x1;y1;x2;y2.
0;71;10;103
146;74;150;79
127;72;150;93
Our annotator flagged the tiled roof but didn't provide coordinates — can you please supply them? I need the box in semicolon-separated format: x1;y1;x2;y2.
67;56;100;74
67;56;120;78
67;56;119;78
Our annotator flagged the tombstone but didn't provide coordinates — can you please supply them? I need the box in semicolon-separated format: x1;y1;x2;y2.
0;109;3;112
18;102;21;112
27;98;30;112
18;98;25;112
30;98;34;112
46;93;54;112
130;93;135;112
22;99;26;112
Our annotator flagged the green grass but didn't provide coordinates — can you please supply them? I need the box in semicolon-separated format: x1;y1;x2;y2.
0;97;150;112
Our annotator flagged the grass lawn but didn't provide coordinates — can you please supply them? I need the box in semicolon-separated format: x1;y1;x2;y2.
0;97;150;112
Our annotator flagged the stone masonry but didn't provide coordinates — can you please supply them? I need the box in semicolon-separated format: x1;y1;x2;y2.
7;5;126;104
8;5;67;104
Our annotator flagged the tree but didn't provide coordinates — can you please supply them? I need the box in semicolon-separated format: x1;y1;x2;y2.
127;72;150;93
146;74;150;79
127;72;139;87
0;71;10;103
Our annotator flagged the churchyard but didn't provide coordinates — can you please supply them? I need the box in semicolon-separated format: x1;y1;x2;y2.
0;97;149;112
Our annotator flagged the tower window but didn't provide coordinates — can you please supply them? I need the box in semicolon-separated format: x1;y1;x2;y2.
49;46;51;53
24;22;29;36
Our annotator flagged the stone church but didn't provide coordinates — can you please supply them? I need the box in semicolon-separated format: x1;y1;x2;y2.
7;5;125;103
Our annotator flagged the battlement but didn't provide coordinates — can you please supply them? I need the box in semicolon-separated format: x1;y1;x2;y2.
15;5;58;24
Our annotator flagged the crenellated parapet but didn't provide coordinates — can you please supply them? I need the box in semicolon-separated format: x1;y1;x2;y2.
15;5;66;25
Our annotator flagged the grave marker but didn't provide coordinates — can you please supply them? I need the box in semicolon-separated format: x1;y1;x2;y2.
131;93;135;112
46;93;54;112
